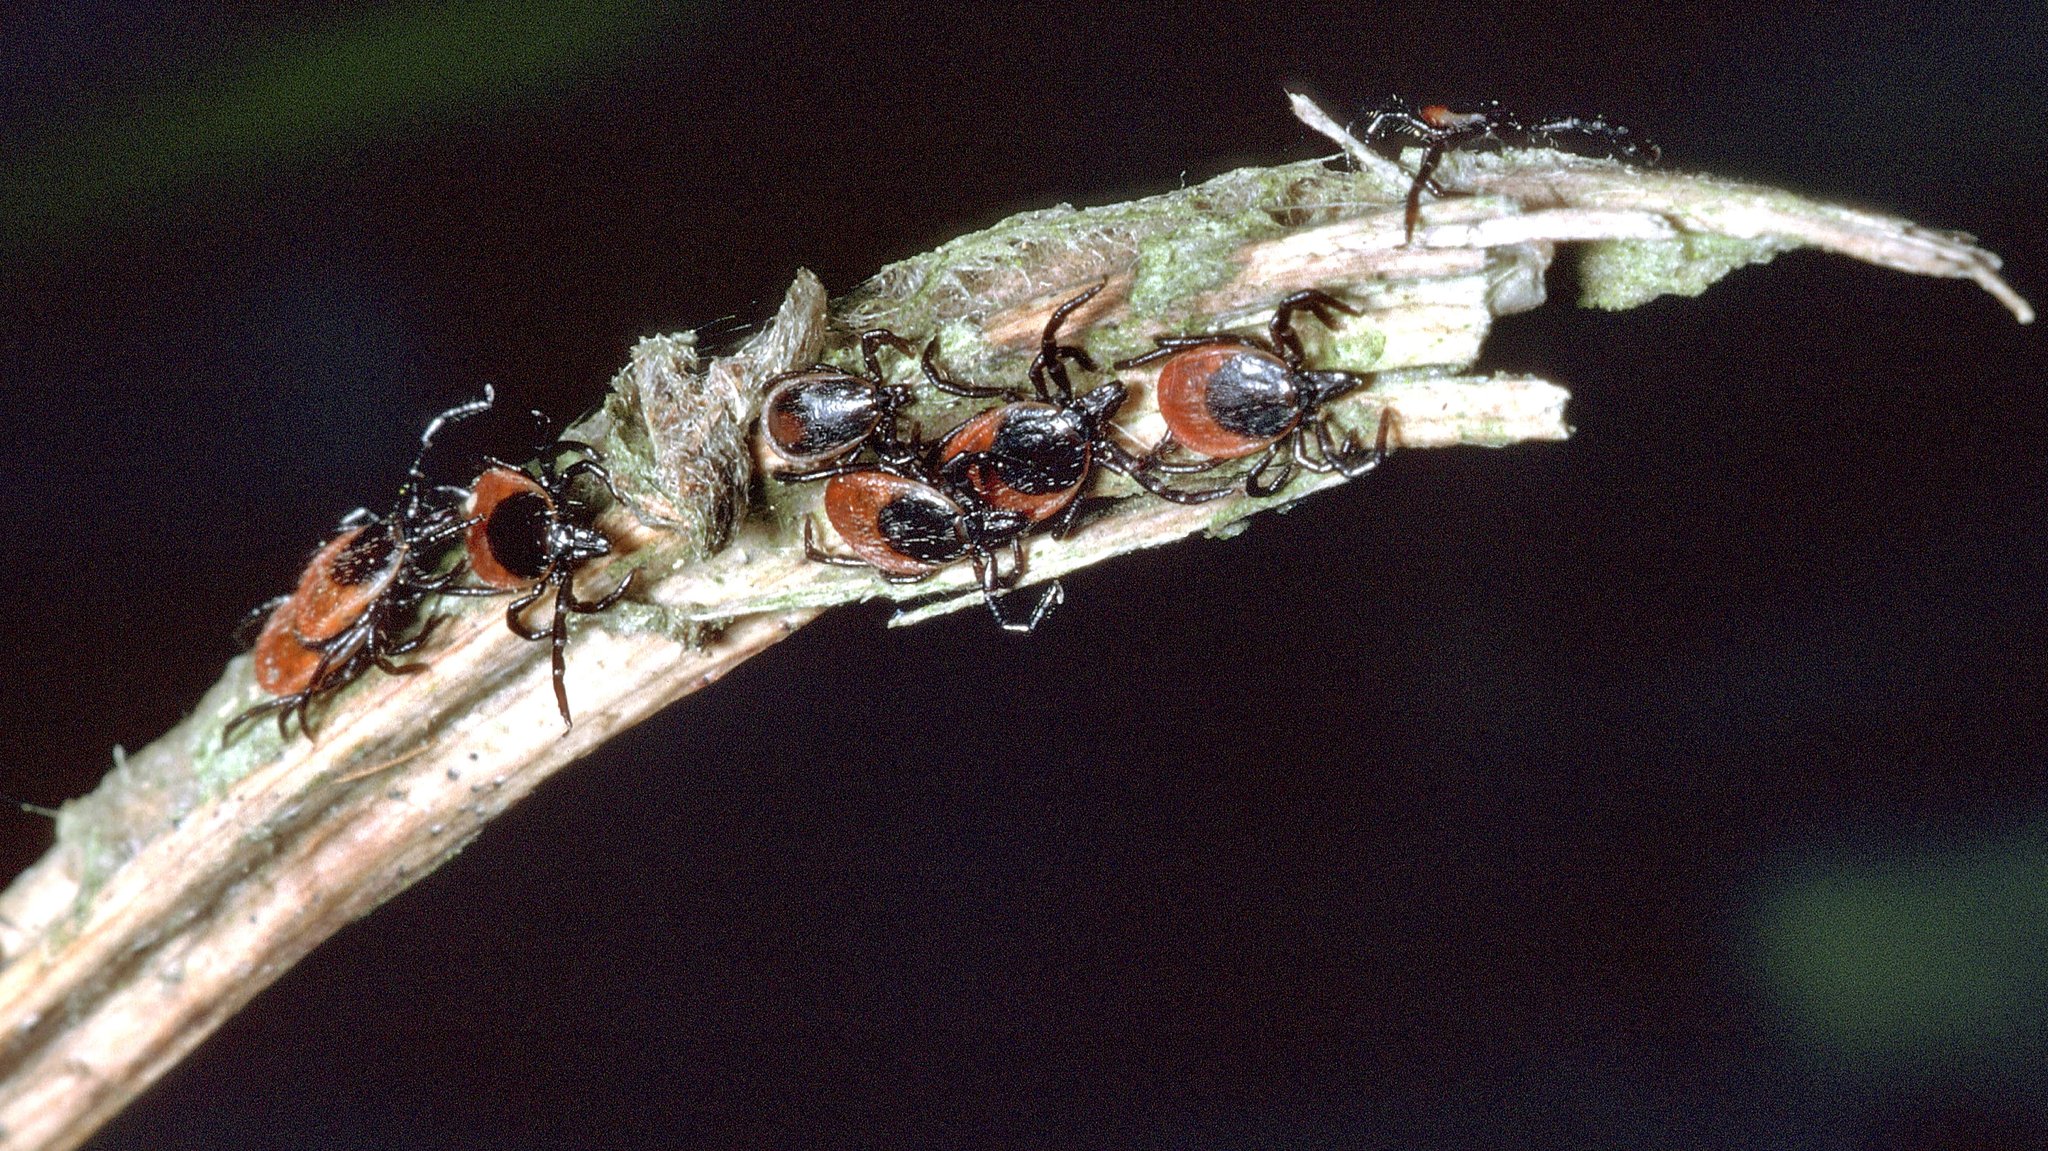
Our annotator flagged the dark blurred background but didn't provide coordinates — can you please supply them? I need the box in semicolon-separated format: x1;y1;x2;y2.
3;1;2045;1147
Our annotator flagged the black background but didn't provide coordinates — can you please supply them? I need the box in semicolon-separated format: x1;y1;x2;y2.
4;2;2046;1147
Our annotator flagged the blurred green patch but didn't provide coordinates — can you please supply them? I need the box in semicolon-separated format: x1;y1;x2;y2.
1752;828;2048;1065
0;0;685;248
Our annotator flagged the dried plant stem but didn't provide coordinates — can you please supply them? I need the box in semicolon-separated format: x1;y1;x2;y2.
0;94;2028;1151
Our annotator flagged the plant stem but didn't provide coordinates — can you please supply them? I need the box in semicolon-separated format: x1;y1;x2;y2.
0;93;2027;1151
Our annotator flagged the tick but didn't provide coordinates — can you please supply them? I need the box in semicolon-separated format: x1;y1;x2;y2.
761;329;919;476
1115;289;1390;497
455;432;632;729
919;283;1230;533
227;391;492;741
1361;96;1653;242
805;467;1060;632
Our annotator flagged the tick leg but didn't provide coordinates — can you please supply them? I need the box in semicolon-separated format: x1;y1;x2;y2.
291;694;319;741
566;567;633;614
1129;434;1226;476
506;583;553;640
1296;421;1335;474
523;567;633;729
223;695;292;744
1317;408;1392;478
1102;442;1234;505
1022;581;1064;630
409;512;482;549
1046;492;1089;540
383;614;444;658
1525;115;1656;162
1043;282;1105;341
858;329;915;380
971;553;1010;630
560;457;621;509
1031;284;1107;402
873;413;926;470
975;550;1061;633
981;540;1024;592
1269;290;1362;367
1243;443;1293;498
921;338;1013;399
1360;96;1435;145
999;577;1064;630
417;386;497;457
549;580;573;729
1114;333;1263;371
378;611;433;670
1404;141;1448;244
430;581;507;598
980;588;1020;631
1029;344;1097;402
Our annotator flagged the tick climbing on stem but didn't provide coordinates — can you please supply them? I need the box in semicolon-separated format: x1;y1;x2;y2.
1361;96;1655;242
227;391;493;741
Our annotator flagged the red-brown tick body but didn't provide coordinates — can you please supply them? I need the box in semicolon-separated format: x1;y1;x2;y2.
931;400;1101;525
760;330;917;475
454;443;630;730
821;469;984;578
466;466;564;589
249;525;402;697
919;283;1228;535
808;466;1060;631
1151;342;1307;460
226;389;492;742
1116;289;1391;497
